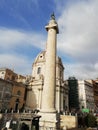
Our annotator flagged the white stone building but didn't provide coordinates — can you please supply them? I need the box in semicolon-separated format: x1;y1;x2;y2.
78;80;94;111
26;51;68;113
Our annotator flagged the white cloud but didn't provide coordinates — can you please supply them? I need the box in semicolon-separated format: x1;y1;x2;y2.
0;54;32;75
0;27;46;76
56;0;98;79
64;62;98;80
0;27;46;50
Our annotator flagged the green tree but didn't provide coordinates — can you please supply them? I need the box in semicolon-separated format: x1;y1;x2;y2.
85;114;96;127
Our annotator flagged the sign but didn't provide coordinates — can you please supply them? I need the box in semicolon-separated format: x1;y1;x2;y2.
82;108;89;113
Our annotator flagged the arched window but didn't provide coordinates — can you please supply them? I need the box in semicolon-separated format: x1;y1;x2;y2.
37;67;41;74
17;90;21;96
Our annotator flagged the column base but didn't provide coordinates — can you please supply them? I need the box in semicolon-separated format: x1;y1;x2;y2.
39;111;60;130
40;108;56;113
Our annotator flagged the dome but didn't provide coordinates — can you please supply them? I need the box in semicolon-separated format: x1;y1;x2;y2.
32;51;64;80
33;51;64;68
33;51;46;64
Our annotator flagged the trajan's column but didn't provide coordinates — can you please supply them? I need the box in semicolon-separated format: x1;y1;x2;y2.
39;14;60;130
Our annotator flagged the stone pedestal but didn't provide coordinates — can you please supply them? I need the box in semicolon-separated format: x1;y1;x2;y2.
39;112;60;130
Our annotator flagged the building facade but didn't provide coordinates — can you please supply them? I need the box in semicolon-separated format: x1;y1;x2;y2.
0;68;17;81
10;81;26;111
68;77;79;111
0;78;13;110
0;68;26;83
92;79;98;110
78;80;94;111
0;68;26;112
26;51;69;113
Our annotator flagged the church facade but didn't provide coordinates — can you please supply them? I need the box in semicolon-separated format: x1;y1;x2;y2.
26;51;68;113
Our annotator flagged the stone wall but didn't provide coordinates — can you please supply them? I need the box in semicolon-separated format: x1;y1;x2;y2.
60;115;78;129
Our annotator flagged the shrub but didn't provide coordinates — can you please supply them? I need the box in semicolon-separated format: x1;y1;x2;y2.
85;114;96;127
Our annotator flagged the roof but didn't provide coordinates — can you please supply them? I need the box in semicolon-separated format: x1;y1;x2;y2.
33;51;64;68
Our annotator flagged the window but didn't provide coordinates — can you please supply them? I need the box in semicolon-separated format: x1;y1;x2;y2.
37;67;41;74
17;90;21;96
40;55;42;58
4;93;11;99
16;98;19;103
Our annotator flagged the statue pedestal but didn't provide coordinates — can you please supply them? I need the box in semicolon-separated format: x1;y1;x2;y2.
39;112;60;130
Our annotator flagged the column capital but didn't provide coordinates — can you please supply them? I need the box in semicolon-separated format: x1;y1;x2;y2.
45;14;59;34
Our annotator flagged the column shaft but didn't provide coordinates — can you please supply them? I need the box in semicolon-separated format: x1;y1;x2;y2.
41;28;57;112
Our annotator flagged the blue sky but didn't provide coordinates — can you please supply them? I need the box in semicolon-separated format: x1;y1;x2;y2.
0;0;98;79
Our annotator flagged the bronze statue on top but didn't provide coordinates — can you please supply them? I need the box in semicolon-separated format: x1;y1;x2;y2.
51;13;55;20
